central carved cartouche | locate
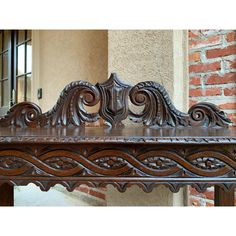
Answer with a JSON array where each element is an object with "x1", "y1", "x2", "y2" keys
[{"x1": 96, "y1": 73, "x2": 131, "y2": 127}]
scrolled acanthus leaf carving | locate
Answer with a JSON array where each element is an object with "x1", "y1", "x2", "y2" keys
[
  {"x1": 0, "y1": 102, "x2": 42, "y2": 128},
  {"x1": 188, "y1": 102, "x2": 232, "y2": 127},
  {"x1": 129, "y1": 81, "x2": 189, "y2": 126},
  {"x1": 129, "y1": 81, "x2": 231, "y2": 127},
  {"x1": 39, "y1": 80, "x2": 100, "y2": 127},
  {"x1": 0, "y1": 74, "x2": 232, "y2": 128},
  {"x1": 0, "y1": 81, "x2": 100, "y2": 128}
]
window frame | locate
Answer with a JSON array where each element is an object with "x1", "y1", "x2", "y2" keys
[
  {"x1": 0, "y1": 30, "x2": 32, "y2": 116},
  {"x1": 0, "y1": 30, "x2": 14, "y2": 116}
]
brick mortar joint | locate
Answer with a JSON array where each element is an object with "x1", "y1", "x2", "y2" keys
[
  {"x1": 190, "y1": 83, "x2": 236, "y2": 89},
  {"x1": 189, "y1": 42, "x2": 236, "y2": 55},
  {"x1": 189, "y1": 55, "x2": 236, "y2": 67}
]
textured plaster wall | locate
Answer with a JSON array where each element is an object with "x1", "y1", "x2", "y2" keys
[
  {"x1": 33, "y1": 30, "x2": 108, "y2": 111},
  {"x1": 107, "y1": 30, "x2": 188, "y2": 206},
  {"x1": 108, "y1": 30, "x2": 174, "y2": 95}
]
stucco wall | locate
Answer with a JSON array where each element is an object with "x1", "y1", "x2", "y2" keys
[
  {"x1": 107, "y1": 30, "x2": 188, "y2": 206},
  {"x1": 32, "y1": 30, "x2": 108, "y2": 111},
  {"x1": 108, "y1": 30, "x2": 174, "y2": 93}
]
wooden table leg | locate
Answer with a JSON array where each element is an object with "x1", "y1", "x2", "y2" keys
[
  {"x1": 214, "y1": 186, "x2": 234, "y2": 206},
  {"x1": 0, "y1": 183, "x2": 14, "y2": 206}
]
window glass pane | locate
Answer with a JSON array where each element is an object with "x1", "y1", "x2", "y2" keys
[
  {"x1": 26, "y1": 74, "x2": 31, "y2": 101},
  {"x1": 17, "y1": 76, "x2": 25, "y2": 102},
  {"x1": 3, "y1": 79, "x2": 9, "y2": 106},
  {"x1": 18, "y1": 30, "x2": 25, "y2": 44},
  {"x1": 3, "y1": 53, "x2": 8, "y2": 79},
  {"x1": 3, "y1": 31, "x2": 9, "y2": 50},
  {"x1": 17, "y1": 44, "x2": 25, "y2": 75},
  {"x1": 27, "y1": 30, "x2": 31, "y2": 40},
  {"x1": 26, "y1": 41, "x2": 32, "y2": 73}
]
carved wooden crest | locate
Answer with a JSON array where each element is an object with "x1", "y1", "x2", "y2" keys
[
  {"x1": 0, "y1": 73, "x2": 232, "y2": 128},
  {"x1": 96, "y1": 73, "x2": 131, "y2": 127}
]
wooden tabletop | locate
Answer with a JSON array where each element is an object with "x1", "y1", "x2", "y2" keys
[{"x1": 0, "y1": 126, "x2": 236, "y2": 144}]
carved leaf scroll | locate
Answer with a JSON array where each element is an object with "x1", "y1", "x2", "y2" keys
[
  {"x1": 0, "y1": 102, "x2": 42, "y2": 128},
  {"x1": 129, "y1": 81, "x2": 189, "y2": 126},
  {"x1": 0, "y1": 74, "x2": 231, "y2": 128},
  {"x1": 39, "y1": 81, "x2": 100, "y2": 127},
  {"x1": 129, "y1": 81, "x2": 231, "y2": 127},
  {"x1": 188, "y1": 102, "x2": 232, "y2": 127},
  {"x1": 0, "y1": 81, "x2": 100, "y2": 128}
]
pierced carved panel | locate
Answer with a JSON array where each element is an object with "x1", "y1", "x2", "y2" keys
[
  {"x1": 190, "y1": 157, "x2": 225, "y2": 170},
  {"x1": 142, "y1": 157, "x2": 177, "y2": 170},
  {"x1": 0, "y1": 144, "x2": 235, "y2": 192},
  {"x1": 93, "y1": 157, "x2": 126, "y2": 169},
  {"x1": 0, "y1": 157, "x2": 26, "y2": 170}
]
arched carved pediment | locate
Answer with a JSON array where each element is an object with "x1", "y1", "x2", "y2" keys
[{"x1": 0, "y1": 73, "x2": 231, "y2": 128}]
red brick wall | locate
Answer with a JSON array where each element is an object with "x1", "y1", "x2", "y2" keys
[
  {"x1": 76, "y1": 185, "x2": 107, "y2": 202},
  {"x1": 188, "y1": 30, "x2": 236, "y2": 206}
]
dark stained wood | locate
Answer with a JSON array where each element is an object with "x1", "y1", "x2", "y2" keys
[
  {"x1": 0, "y1": 142, "x2": 235, "y2": 193},
  {"x1": 0, "y1": 183, "x2": 14, "y2": 206},
  {"x1": 0, "y1": 73, "x2": 231, "y2": 128},
  {"x1": 0, "y1": 73, "x2": 234, "y2": 206},
  {"x1": 97, "y1": 73, "x2": 131, "y2": 127},
  {"x1": 214, "y1": 186, "x2": 234, "y2": 206},
  {"x1": 0, "y1": 126, "x2": 236, "y2": 144}
]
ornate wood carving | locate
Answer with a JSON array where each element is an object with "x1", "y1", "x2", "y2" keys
[
  {"x1": 0, "y1": 73, "x2": 234, "y2": 199},
  {"x1": 40, "y1": 81, "x2": 100, "y2": 127},
  {"x1": 96, "y1": 73, "x2": 131, "y2": 127},
  {"x1": 0, "y1": 144, "x2": 235, "y2": 193},
  {"x1": 129, "y1": 81, "x2": 189, "y2": 126},
  {"x1": 129, "y1": 81, "x2": 231, "y2": 127},
  {"x1": 188, "y1": 102, "x2": 232, "y2": 127},
  {"x1": 0, "y1": 102, "x2": 42, "y2": 128},
  {"x1": 0, "y1": 81, "x2": 100, "y2": 128},
  {"x1": 0, "y1": 73, "x2": 231, "y2": 128},
  {"x1": 1, "y1": 135, "x2": 236, "y2": 144}
]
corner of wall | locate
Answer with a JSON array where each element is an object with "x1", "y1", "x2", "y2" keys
[
  {"x1": 31, "y1": 30, "x2": 40, "y2": 105},
  {"x1": 173, "y1": 30, "x2": 189, "y2": 112}
]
